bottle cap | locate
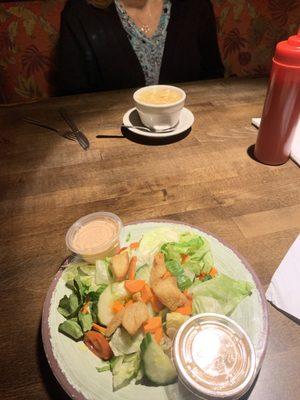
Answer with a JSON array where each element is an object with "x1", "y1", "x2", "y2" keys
[{"x1": 274, "y1": 33, "x2": 300, "y2": 67}]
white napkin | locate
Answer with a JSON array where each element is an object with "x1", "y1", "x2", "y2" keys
[
  {"x1": 251, "y1": 118, "x2": 300, "y2": 166},
  {"x1": 266, "y1": 235, "x2": 300, "y2": 320}
]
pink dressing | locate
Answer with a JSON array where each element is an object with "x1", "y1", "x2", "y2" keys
[{"x1": 72, "y1": 218, "x2": 119, "y2": 253}]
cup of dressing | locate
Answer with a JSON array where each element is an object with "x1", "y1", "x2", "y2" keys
[
  {"x1": 173, "y1": 313, "x2": 256, "y2": 400},
  {"x1": 66, "y1": 212, "x2": 122, "y2": 263}
]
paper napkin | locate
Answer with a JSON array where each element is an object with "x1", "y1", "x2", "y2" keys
[
  {"x1": 266, "y1": 235, "x2": 300, "y2": 320},
  {"x1": 251, "y1": 118, "x2": 300, "y2": 166}
]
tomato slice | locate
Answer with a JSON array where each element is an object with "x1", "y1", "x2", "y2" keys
[{"x1": 83, "y1": 331, "x2": 113, "y2": 360}]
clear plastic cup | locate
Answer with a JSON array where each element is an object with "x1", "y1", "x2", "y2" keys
[
  {"x1": 65, "y1": 212, "x2": 122, "y2": 263},
  {"x1": 173, "y1": 313, "x2": 256, "y2": 400}
]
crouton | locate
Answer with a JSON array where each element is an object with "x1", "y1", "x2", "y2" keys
[
  {"x1": 132, "y1": 292, "x2": 142, "y2": 302},
  {"x1": 150, "y1": 252, "x2": 167, "y2": 286},
  {"x1": 105, "y1": 308, "x2": 125, "y2": 337},
  {"x1": 152, "y1": 277, "x2": 186, "y2": 311},
  {"x1": 110, "y1": 252, "x2": 129, "y2": 281},
  {"x1": 122, "y1": 301, "x2": 149, "y2": 336}
]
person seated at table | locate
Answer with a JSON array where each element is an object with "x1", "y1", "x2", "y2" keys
[{"x1": 57, "y1": 0, "x2": 224, "y2": 95}]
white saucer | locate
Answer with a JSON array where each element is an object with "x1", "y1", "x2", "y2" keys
[{"x1": 122, "y1": 107, "x2": 194, "y2": 138}]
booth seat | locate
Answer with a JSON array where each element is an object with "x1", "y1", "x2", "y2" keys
[{"x1": 0, "y1": 0, "x2": 299, "y2": 104}]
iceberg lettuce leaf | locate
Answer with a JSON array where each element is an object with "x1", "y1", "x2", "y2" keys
[
  {"x1": 110, "y1": 328, "x2": 144, "y2": 356},
  {"x1": 161, "y1": 232, "x2": 214, "y2": 278},
  {"x1": 139, "y1": 227, "x2": 180, "y2": 257},
  {"x1": 190, "y1": 274, "x2": 253, "y2": 316},
  {"x1": 112, "y1": 352, "x2": 141, "y2": 391}
]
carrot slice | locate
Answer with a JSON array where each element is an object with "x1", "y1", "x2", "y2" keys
[
  {"x1": 181, "y1": 254, "x2": 189, "y2": 263},
  {"x1": 111, "y1": 300, "x2": 124, "y2": 313},
  {"x1": 198, "y1": 273, "x2": 206, "y2": 281},
  {"x1": 130, "y1": 242, "x2": 140, "y2": 250},
  {"x1": 141, "y1": 284, "x2": 153, "y2": 303},
  {"x1": 92, "y1": 323, "x2": 107, "y2": 335},
  {"x1": 150, "y1": 295, "x2": 164, "y2": 313},
  {"x1": 153, "y1": 327, "x2": 163, "y2": 344},
  {"x1": 125, "y1": 279, "x2": 145, "y2": 293},
  {"x1": 162, "y1": 270, "x2": 172, "y2": 279},
  {"x1": 81, "y1": 301, "x2": 91, "y2": 315},
  {"x1": 210, "y1": 267, "x2": 218, "y2": 277},
  {"x1": 128, "y1": 256, "x2": 137, "y2": 280},
  {"x1": 176, "y1": 299, "x2": 192, "y2": 315},
  {"x1": 84, "y1": 331, "x2": 113, "y2": 360},
  {"x1": 143, "y1": 316, "x2": 162, "y2": 333}
]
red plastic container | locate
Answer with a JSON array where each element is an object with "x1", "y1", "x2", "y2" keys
[{"x1": 254, "y1": 33, "x2": 300, "y2": 165}]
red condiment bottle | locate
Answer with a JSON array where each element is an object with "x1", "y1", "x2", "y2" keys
[{"x1": 254, "y1": 33, "x2": 300, "y2": 165}]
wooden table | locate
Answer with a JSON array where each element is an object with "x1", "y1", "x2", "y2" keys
[{"x1": 1, "y1": 78, "x2": 299, "y2": 400}]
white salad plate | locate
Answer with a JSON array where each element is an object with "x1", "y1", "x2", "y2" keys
[
  {"x1": 42, "y1": 220, "x2": 268, "y2": 400},
  {"x1": 122, "y1": 108, "x2": 194, "y2": 138}
]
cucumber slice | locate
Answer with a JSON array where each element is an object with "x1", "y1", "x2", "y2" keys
[
  {"x1": 135, "y1": 264, "x2": 151, "y2": 283},
  {"x1": 141, "y1": 333, "x2": 177, "y2": 385},
  {"x1": 97, "y1": 282, "x2": 128, "y2": 326},
  {"x1": 97, "y1": 285, "x2": 115, "y2": 326}
]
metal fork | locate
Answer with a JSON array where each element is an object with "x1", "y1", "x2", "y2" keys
[
  {"x1": 59, "y1": 108, "x2": 90, "y2": 150},
  {"x1": 23, "y1": 117, "x2": 76, "y2": 141}
]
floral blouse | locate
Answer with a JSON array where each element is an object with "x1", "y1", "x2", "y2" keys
[{"x1": 114, "y1": 0, "x2": 171, "y2": 86}]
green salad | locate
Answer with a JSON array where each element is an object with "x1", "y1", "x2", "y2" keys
[{"x1": 57, "y1": 227, "x2": 253, "y2": 391}]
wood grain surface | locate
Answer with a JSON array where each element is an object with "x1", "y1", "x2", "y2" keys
[{"x1": 0, "y1": 78, "x2": 299, "y2": 400}]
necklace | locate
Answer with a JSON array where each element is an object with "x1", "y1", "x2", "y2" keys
[
  {"x1": 120, "y1": 0, "x2": 163, "y2": 37},
  {"x1": 140, "y1": 23, "x2": 151, "y2": 35}
]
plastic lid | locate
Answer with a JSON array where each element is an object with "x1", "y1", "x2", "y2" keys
[
  {"x1": 173, "y1": 314, "x2": 256, "y2": 400},
  {"x1": 274, "y1": 33, "x2": 300, "y2": 67}
]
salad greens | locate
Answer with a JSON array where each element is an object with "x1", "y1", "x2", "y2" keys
[
  {"x1": 138, "y1": 227, "x2": 179, "y2": 257},
  {"x1": 95, "y1": 259, "x2": 113, "y2": 285},
  {"x1": 96, "y1": 363, "x2": 110, "y2": 373},
  {"x1": 57, "y1": 227, "x2": 254, "y2": 391},
  {"x1": 161, "y1": 232, "x2": 214, "y2": 290},
  {"x1": 78, "y1": 311, "x2": 93, "y2": 332},
  {"x1": 110, "y1": 353, "x2": 141, "y2": 391},
  {"x1": 135, "y1": 264, "x2": 151, "y2": 283},
  {"x1": 58, "y1": 320, "x2": 83, "y2": 341},
  {"x1": 58, "y1": 263, "x2": 107, "y2": 340},
  {"x1": 58, "y1": 293, "x2": 81, "y2": 319},
  {"x1": 189, "y1": 274, "x2": 253, "y2": 316},
  {"x1": 110, "y1": 328, "x2": 144, "y2": 356}
]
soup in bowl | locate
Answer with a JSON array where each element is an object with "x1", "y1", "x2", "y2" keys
[{"x1": 133, "y1": 85, "x2": 186, "y2": 131}]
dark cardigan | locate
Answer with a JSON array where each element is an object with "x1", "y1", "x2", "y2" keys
[{"x1": 57, "y1": 0, "x2": 224, "y2": 95}]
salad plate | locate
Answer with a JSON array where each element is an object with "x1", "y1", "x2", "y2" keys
[{"x1": 42, "y1": 220, "x2": 268, "y2": 400}]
